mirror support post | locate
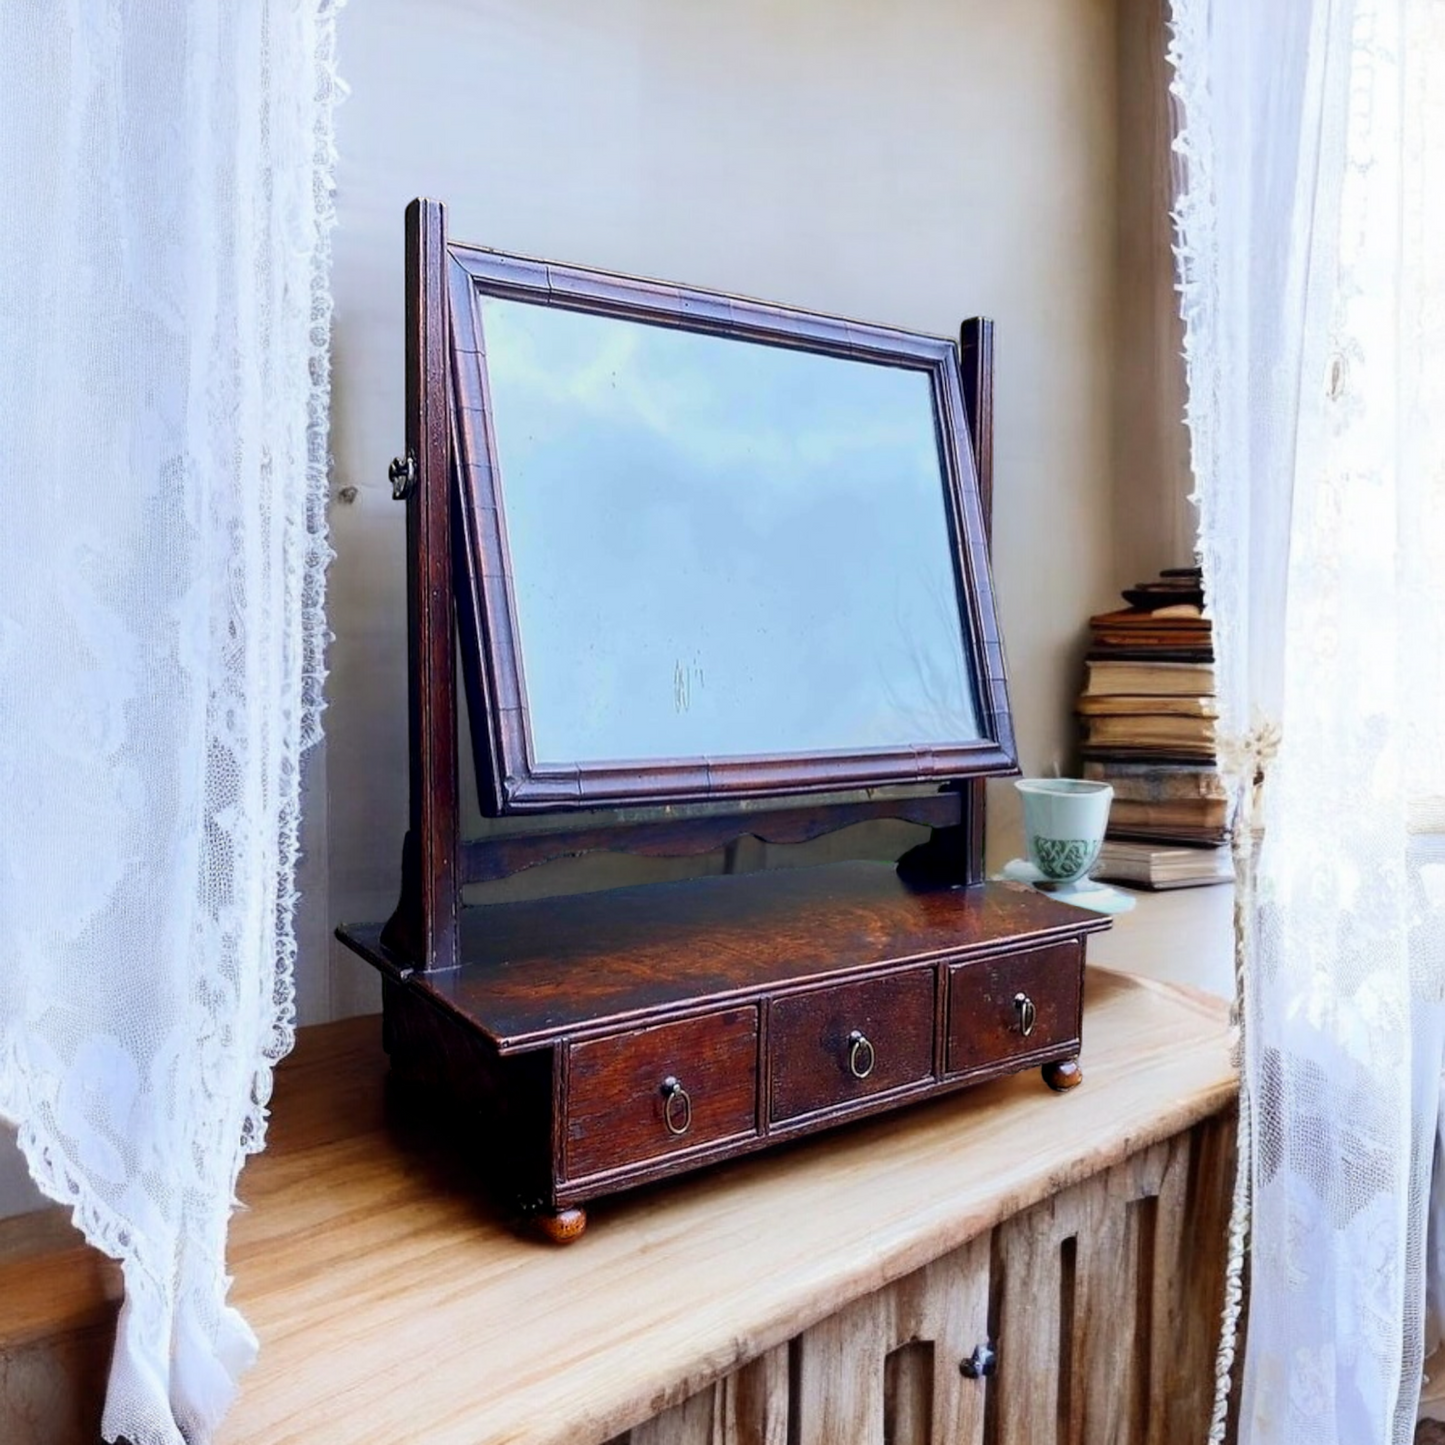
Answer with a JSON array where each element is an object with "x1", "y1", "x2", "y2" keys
[
  {"x1": 959, "y1": 318, "x2": 995, "y2": 886},
  {"x1": 383, "y1": 197, "x2": 460, "y2": 972},
  {"x1": 896, "y1": 317, "x2": 996, "y2": 889}
]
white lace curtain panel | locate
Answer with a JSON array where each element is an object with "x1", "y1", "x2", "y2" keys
[
  {"x1": 1168, "y1": 1, "x2": 1445, "y2": 1442},
  {"x1": 0, "y1": 5, "x2": 339, "y2": 1444}
]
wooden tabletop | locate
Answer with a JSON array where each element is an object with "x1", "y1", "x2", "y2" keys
[
  {"x1": 217, "y1": 966, "x2": 1234, "y2": 1445},
  {"x1": 340, "y1": 863, "x2": 1109, "y2": 1049}
]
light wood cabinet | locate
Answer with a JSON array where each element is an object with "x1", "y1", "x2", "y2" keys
[
  {"x1": 618, "y1": 1110, "x2": 1233, "y2": 1445},
  {"x1": 0, "y1": 965, "x2": 1236, "y2": 1445}
]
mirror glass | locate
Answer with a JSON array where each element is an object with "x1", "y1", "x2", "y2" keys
[{"x1": 481, "y1": 296, "x2": 983, "y2": 765}]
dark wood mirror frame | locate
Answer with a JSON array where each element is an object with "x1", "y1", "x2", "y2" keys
[
  {"x1": 379, "y1": 199, "x2": 1014, "y2": 974},
  {"x1": 446, "y1": 233, "x2": 1017, "y2": 814},
  {"x1": 336, "y1": 201, "x2": 1108, "y2": 1243}
]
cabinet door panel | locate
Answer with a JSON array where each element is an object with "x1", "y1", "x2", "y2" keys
[{"x1": 792, "y1": 1233, "x2": 991, "y2": 1445}]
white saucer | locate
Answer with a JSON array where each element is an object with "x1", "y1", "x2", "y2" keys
[{"x1": 996, "y1": 859, "x2": 1137, "y2": 915}]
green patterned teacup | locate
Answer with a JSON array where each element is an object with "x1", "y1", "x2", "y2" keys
[{"x1": 1015, "y1": 779, "x2": 1114, "y2": 884}]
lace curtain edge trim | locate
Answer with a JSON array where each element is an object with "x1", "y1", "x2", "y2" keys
[{"x1": 0, "y1": 5, "x2": 343, "y2": 1441}]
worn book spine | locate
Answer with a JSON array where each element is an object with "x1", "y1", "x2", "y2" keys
[
  {"x1": 1076, "y1": 694, "x2": 1217, "y2": 718},
  {"x1": 1082, "y1": 744, "x2": 1218, "y2": 766},
  {"x1": 1081, "y1": 663, "x2": 1218, "y2": 698},
  {"x1": 1085, "y1": 646, "x2": 1216, "y2": 664},
  {"x1": 1108, "y1": 797, "x2": 1229, "y2": 831},
  {"x1": 1088, "y1": 621, "x2": 1212, "y2": 638},
  {"x1": 1094, "y1": 838, "x2": 1234, "y2": 885},
  {"x1": 1083, "y1": 714, "x2": 1216, "y2": 747},
  {"x1": 1104, "y1": 825, "x2": 1230, "y2": 847},
  {"x1": 1081, "y1": 760, "x2": 1228, "y2": 801},
  {"x1": 1087, "y1": 606, "x2": 1210, "y2": 629}
]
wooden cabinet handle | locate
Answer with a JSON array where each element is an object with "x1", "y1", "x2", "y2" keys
[
  {"x1": 847, "y1": 1030, "x2": 876, "y2": 1079},
  {"x1": 960, "y1": 1341, "x2": 997, "y2": 1379},
  {"x1": 660, "y1": 1076, "x2": 692, "y2": 1135},
  {"x1": 1014, "y1": 992, "x2": 1037, "y2": 1037}
]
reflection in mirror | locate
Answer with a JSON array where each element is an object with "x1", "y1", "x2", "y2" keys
[{"x1": 481, "y1": 297, "x2": 982, "y2": 766}]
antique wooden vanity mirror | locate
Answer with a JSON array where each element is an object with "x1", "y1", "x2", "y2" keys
[{"x1": 337, "y1": 199, "x2": 1109, "y2": 1242}]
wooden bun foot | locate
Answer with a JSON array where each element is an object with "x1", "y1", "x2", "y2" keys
[
  {"x1": 1042, "y1": 1057, "x2": 1083, "y2": 1093},
  {"x1": 533, "y1": 1206, "x2": 588, "y2": 1245}
]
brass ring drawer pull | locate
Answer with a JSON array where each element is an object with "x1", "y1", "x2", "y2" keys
[
  {"x1": 660, "y1": 1076, "x2": 692, "y2": 1136},
  {"x1": 1014, "y1": 992, "x2": 1037, "y2": 1038},
  {"x1": 847, "y1": 1029, "x2": 876, "y2": 1080}
]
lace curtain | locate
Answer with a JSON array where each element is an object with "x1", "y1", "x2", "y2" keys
[
  {"x1": 1168, "y1": 1, "x2": 1445, "y2": 1441},
  {"x1": 0, "y1": 5, "x2": 339, "y2": 1443}
]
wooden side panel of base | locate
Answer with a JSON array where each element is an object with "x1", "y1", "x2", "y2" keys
[
  {"x1": 0, "y1": 1327, "x2": 110, "y2": 1445},
  {"x1": 630, "y1": 1345, "x2": 790, "y2": 1445},
  {"x1": 792, "y1": 1234, "x2": 991, "y2": 1445},
  {"x1": 0, "y1": 1210, "x2": 120, "y2": 1445},
  {"x1": 612, "y1": 1108, "x2": 1236, "y2": 1445},
  {"x1": 1153, "y1": 1108, "x2": 1239, "y2": 1444},
  {"x1": 381, "y1": 979, "x2": 558, "y2": 1209}
]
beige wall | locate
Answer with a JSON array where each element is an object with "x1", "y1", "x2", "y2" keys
[
  {"x1": 1, "y1": 0, "x2": 1201, "y2": 1220},
  {"x1": 1114, "y1": 0, "x2": 1196, "y2": 582},
  {"x1": 318, "y1": 0, "x2": 1134, "y2": 1018},
  {"x1": 0, "y1": 0, "x2": 1198, "y2": 1217}
]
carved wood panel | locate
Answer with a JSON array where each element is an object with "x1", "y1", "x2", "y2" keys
[
  {"x1": 792, "y1": 1234, "x2": 991, "y2": 1445},
  {"x1": 628, "y1": 1347, "x2": 791, "y2": 1445},
  {"x1": 612, "y1": 1109, "x2": 1235, "y2": 1445}
]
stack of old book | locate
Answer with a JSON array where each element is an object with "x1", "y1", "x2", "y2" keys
[{"x1": 1079, "y1": 568, "x2": 1232, "y2": 889}]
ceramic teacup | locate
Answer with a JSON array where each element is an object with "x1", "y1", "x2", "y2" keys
[{"x1": 1015, "y1": 778, "x2": 1114, "y2": 885}]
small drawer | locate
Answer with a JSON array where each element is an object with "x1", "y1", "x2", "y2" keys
[
  {"x1": 565, "y1": 1007, "x2": 758, "y2": 1182},
  {"x1": 769, "y1": 969, "x2": 935, "y2": 1123},
  {"x1": 946, "y1": 941, "x2": 1083, "y2": 1076}
]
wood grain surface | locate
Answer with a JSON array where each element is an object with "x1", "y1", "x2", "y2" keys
[
  {"x1": 768, "y1": 966, "x2": 935, "y2": 1122},
  {"x1": 205, "y1": 967, "x2": 1229, "y2": 1445},
  {"x1": 0, "y1": 966, "x2": 1233, "y2": 1445},
  {"x1": 357, "y1": 865, "x2": 1110, "y2": 1214},
  {"x1": 567, "y1": 1007, "x2": 759, "y2": 1180},
  {"x1": 946, "y1": 941, "x2": 1082, "y2": 1075},
  {"x1": 616, "y1": 1111, "x2": 1235, "y2": 1445},
  {"x1": 344, "y1": 864, "x2": 1107, "y2": 1049},
  {"x1": 0, "y1": 1211, "x2": 119, "y2": 1445}
]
